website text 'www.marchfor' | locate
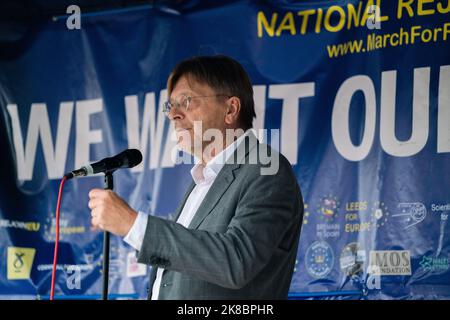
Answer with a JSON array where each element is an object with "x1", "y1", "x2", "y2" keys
[{"x1": 327, "y1": 23, "x2": 450, "y2": 58}]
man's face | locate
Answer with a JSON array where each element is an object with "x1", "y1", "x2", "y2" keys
[{"x1": 168, "y1": 75, "x2": 229, "y2": 158}]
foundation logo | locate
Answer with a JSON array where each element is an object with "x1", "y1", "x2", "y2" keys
[
  {"x1": 7, "y1": 247, "x2": 36, "y2": 280},
  {"x1": 368, "y1": 250, "x2": 411, "y2": 276},
  {"x1": 305, "y1": 241, "x2": 334, "y2": 279},
  {"x1": 340, "y1": 242, "x2": 366, "y2": 276}
]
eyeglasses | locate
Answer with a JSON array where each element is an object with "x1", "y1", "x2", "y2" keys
[{"x1": 162, "y1": 94, "x2": 231, "y2": 115}]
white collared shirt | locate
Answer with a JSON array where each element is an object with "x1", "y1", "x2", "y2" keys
[{"x1": 124, "y1": 129, "x2": 250, "y2": 300}]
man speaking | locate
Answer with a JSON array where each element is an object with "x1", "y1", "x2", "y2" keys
[{"x1": 88, "y1": 55, "x2": 304, "y2": 299}]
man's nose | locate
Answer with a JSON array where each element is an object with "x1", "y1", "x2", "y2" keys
[{"x1": 167, "y1": 106, "x2": 184, "y2": 121}]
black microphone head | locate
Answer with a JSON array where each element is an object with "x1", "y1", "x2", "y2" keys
[{"x1": 118, "y1": 149, "x2": 143, "y2": 168}]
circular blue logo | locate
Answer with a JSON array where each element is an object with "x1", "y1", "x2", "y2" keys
[{"x1": 305, "y1": 241, "x2": 334, "y2": 279}]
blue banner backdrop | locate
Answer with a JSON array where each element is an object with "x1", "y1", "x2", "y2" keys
[{"x1": 0, "y1": 0, "x2": 449, "y2": 299}]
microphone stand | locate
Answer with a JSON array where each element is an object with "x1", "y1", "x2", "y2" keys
[{"x1": 102, "y1": 171, "x2": 113, "y2": 300}]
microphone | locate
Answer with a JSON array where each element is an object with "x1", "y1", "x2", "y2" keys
[{"x1": 64, "y1": 149, "x2": 143, "y2": 179}]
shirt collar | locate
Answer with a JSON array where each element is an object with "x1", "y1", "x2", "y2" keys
[{"x1": 190, "y1": 129, "x2": 251, "y2": 185}]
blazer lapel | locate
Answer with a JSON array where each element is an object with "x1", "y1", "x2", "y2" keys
[
  {"x1": 187, "y1": 164, "x2": 239, "y2": 230},
  {"x1": 188, "y1": 131, "x2": 258, "y2": 230}
]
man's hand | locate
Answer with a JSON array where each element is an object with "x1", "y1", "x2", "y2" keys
[{"x1": 88, "y1": 189, "x2": 137, "y2": 237}]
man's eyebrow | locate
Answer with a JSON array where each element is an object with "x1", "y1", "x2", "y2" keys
[
  {"x1": 170, "y1": 89, "x2": 195, "y2": 99},
  {"x1": 177, "y1": 90, "x2": 193, "y2": 95}
]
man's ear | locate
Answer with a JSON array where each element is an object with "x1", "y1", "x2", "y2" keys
[{"x1": 224, "y1": 96, "x2": 241, "y2": 125}]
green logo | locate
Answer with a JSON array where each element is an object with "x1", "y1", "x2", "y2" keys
[{"x1": 419, "y1": 256, "x2": 449, "y2": 272}]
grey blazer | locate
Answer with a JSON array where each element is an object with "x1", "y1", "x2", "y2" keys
[{"x1": 137, "y1": 132, "x2": 303, "y2": 299}]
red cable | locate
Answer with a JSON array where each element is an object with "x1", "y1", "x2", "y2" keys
[{"x1": 50, "y1": 175, "x2": 68, "y2": 300}]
